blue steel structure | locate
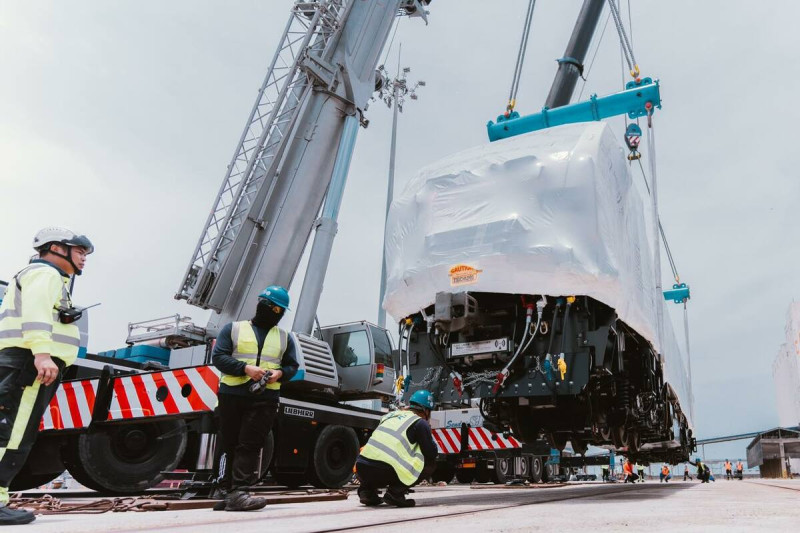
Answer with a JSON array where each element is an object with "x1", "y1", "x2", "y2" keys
[{"x1": 487, "y1": 77, "x2": 661, "y2": 142}]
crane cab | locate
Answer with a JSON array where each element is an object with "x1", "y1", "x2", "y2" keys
[{"x1": 319, "y1": 321, "x2": 396, "y2": 400}]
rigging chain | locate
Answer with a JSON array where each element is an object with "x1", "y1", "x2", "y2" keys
[{"x1": 505, "y1": 0, "x2": 537, "y2": 116}]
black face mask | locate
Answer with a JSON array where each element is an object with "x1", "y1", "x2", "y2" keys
[{"x1": 252, "y1": 301, "x2": 284, "y2": 330}]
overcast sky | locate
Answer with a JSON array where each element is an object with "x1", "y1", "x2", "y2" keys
[{"x1": 2, "y1": 1, "x2": 798, "y2": 460}]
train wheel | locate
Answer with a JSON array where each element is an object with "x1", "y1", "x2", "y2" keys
[
  {"x1": 63, "y1": 420, "x2": 187, "y2": 493},
  {"x1": 431, "y1": 463, "x2": 456, "y2": 483},
  {"x1": 530, "y1": 456, "x2": 543, "y2": 483},
  {"x1": 624, "y1": 430, "x2": 641, "y2": 454},
  {"x1": 455, "y1": 468, "x2": 475, "y2": 484},
  {"x1": 306, "y1": 425, "x2": 359, "y2": 488},
  {"x1": 491, "y1": 457, "x2": 511, "y2": 484}
]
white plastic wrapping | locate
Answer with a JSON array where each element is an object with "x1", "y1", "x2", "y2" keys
[{"x1": 383, "y1": 122, "x2": 692, "y2": 425}]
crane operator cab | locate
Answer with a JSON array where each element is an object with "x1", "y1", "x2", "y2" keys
[{"x1": 319, "y1": 321, "x2": 396, "y2": 400}]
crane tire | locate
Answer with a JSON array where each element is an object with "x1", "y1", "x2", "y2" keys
[
  {"x1": 306, "y1": 425, "x2": 359, "y2": 489},
  {"x1": 63, "y1": 419, "x2": 187, "y2": 493}
]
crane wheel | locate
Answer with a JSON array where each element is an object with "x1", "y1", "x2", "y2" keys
[
  {"x1": 530, "y1": 456, "x2": 543, "y2": 483},
  {"x1": 63, "y1": 419, "x2": 187, "y2": 493},
  {"x1": 491, "y1": 457, "x2": 511, "y2": 484},
  {"x1": 306, "y1": 425, "x2": 359, "y2": 488}
]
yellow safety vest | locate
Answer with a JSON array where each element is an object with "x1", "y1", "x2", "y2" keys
[
  {"x1": 360, "y1": 410, "x2": 425, "y2": 486},
  {"x1": 0, "y1": 263, "x2": 80, "y2": 365},
  {"x1": 219, "y1": 321, "x2": 287, "y2": 390}
]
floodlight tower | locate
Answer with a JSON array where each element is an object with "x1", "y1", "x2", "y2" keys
[{"x1": 375, "y1": 58, "x2": 425, "y2": 329}]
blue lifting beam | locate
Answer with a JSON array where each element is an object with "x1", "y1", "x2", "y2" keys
[
  {"x1": 663, "y1": 282, "x2": 690, "y2": 304},
  {"x1": 487, "y1": 77, "x2": 662, "y2": 142}
]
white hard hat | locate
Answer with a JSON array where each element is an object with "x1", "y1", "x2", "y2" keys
[{"x1": 33, "y1": 227, "x2": 94, "y2": 254}]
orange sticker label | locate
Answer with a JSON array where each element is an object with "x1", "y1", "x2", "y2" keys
[{"x1": 448, "y1": 264, "x2": 482, "y2": 287}]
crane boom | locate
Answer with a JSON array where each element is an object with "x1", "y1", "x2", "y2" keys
[{"x1": 176, "y1": 0, "x2": 429, "y2": 331}]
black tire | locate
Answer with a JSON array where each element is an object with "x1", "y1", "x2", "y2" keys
[
  {"x1": 431, "y1": 463, "x2": 456, "y2": 484},
  {"x1": 306, "y1": 425, "x2": 360, "y2": 488},
  {"x1": 273, "y1": 471, "x2": 308, "y2": 489},
  {"x1": 257, "y1": 431, "x2": 275, "y2": 482},
  {"x1": 491, "y1": 457, "x2": 511, "y2": 484},
  {"x1": 530, "y1": 456, "x2": 543, "y2": 483},
  {"x1": 542, "y1": 462, "x2": 557, "y2": 482},
  {"x1": 63, "y1": 420, "x2": 187, "y2": 493},
  {"x1": 455, "y1": 468, "x2": 475, "y2": 484}
]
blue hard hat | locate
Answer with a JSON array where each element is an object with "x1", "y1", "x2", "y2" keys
[
  {"x1": 695, "y1": 457, "x2": 702, "y2": 463},
  {"x1": 258, "y1": 285, "x2": 290, "y2": 310},
  {"x1": 409, "y1": 389, "x2": 435, "y2": 410}
]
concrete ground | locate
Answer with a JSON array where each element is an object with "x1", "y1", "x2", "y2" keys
[{"x1": 10, "y1": 480, "x2": 799, "y2": 532}]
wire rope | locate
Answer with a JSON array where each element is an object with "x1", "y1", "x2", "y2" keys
[{"x1": 505, "y1": 0, "x2": 537, "y2": 114}]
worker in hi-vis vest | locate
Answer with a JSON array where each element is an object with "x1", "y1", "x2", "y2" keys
[
  {"x1": 356, "y1": 390, "x2": 438, "y2": 507},
  {"x1": 0, "y1": 228, "x2": 94, "y2": 526},
  {"x1": 211, "y1": 285, "x2": 298, "y2": 512}
]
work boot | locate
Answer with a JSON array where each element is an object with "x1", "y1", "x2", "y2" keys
[
  {"x1": 211, "y1": 487, "x2": 228, "y2": 511},
  {"x1": 383, "y1": 489, "x2": 415, "y2": 508},
  {"x1": 224, "y1": 490, "x2": 268, "y2": 512},
  {"x1": 0, "y1": 505, "x2": 36, "y2": 525},
  {"x1": 357, "y1": 487, "x2": 382, "y2": 507}
]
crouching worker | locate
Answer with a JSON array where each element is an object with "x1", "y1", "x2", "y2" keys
[{"x1": 356, "y1": 390, "x2": 438, "y2": 507}]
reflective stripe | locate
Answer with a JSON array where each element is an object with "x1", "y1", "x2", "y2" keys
[
  {"x1": 0, "y1": 309, "x2": 19, "y2": 320},
  {"x1": 0, "y1": 330, "x2": 20, "y2": 339},
  {"x1": 21, "y1": 322, "x2": 53, "y2": 333},
  {"x1": 51, "y1": 334, "x2": 81, "y2": 347},
  {"x1": 372, "y1": 415, "x2": 420, "y2": 456},
  {"x1": 365, "y1": 438, "x2": 422, "y2": 478}
]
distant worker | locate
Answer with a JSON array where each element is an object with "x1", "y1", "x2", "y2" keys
[
  {"x1": 660, "y1": 465, "x2": 672, "y2": 483},
  {"x1": 724, "y1": 459, "x2": 732, "y2": 480},
  {"x1": 0, "y1": 228, "x2": 94, "y2": 526},
  {"x1": 683, "y1": 464, "x2": 693, "y2": 481},
  {"x1": 602, "y1": 464, "x2": 610, "y2": 482},
  {"x1": 689, "y1": 457, "x2": 710, "y2": 483},
  {"x1": 623, "y1": 459, "x2": 638, "y2": 483},
  {"x1": 736, "y1": 460, "x2": 744, "y2": 480},
  {"x1": 636, "y1": 463, "x2": 645, "y2": 482},
  {"x1": 212, "y1": 286, "x2": 299, "y2": 512},
  {"x1": 356, "y1": 390, "x2": 438, "y2": 507}
]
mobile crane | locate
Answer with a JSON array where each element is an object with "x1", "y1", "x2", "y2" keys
[{"x1": 9, "y1": 0, "x2": 433, "y2": 494}]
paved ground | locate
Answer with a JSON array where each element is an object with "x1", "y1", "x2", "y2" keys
[{"x1": 10, "y1": 480, "x2": 800, "y2": 532}]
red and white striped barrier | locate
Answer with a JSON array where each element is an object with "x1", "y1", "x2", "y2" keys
[
  {"x1": 40, "y1": 365, "x2": 220, "y2": 431},
  {"x1": 433, "y1": 426, "x2": 521, "y2": 455}
]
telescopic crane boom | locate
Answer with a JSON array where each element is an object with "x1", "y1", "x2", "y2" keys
[{"x1": 176, "y1": 0, "x2": 430, "y2": 333}]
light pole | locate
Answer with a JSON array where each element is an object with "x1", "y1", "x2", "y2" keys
[{"x1": 375, "y1": 58, "x2": 424, "y2": 329}]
